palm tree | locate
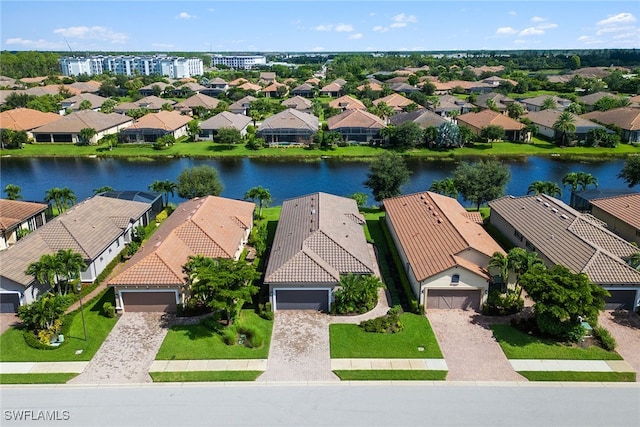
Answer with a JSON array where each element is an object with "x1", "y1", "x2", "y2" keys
[
  {"x1": 429, "y1": 178, "x2": 458, "y2": 198},
  {"x1": 55, "y1": 249, "x2": 87, "y2": 295},
  {"x1": 373, "y1": 101, "x2": 394, "y2": 123},
  {"x1": 627, "y1": 252, "x2": 640, "y2": 270},
  {"x1": 576, "y1": 171, "x2": 598, "y2": 191},
  {"x1": 3, "y1": 183, "x2": 23, "y2": 200},
  {"x1": 507, "y1": 102, "x2": 524, "y2": 119},
  {"x1": 58, "y1": 187, "x2": 76, "y2": 212},
  {"x1": 527, "y1": 181, "x2": 561, "y2": 197},
  {"x1": 488, "y1": 252, "x2": 509, "y2": 287},
  {"x1": 507, "y1": 248, "x2": 545, "y2": 297},
  {"x1": 25, "y1": 254, "x2": 64, "y2": 293},
  {"x1": 149, "y1": 179, "x2": 177, "y2": 207},
  {"x1": 78, "y1": 127, "x2": 96, "y2": 145},
  {"x1": 562, "y1": 172, "x2": 580, "y2": 192},
  {"x1": 93, "y1": 186, "x2": 114, "y2": 195},
  {"x1": 244, "y1": 186, "x2": 272, "y2": 218},
  {"x1": 553, "y1": 111, "x2": 576, "y2": 146},
  {"x1": 485, "y1": 98, "x2": 499, "y2": 112},
  {"x1": 186, "y1": 120, "x2": 201, "y2": 142},
  {"x1": 541, "y1": 97, "x2": 557, "y2": 110},
  {"x1": 44, "y1": 187, "x2": 64, "y2": 214}
]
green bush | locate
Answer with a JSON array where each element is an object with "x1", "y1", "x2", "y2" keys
[
  {"x1": 236, "y1": 325, "x2": 264, "y2": 348},
  {"x1": 483, "y1": 290, "x2": 524, "y2": 316},
  {"x1": 333, "y1": 274, "x2": 381, "y2": 314},
  {"x1": 221, "y1": 329, "x2": 236, "y2": 346},
  {"x1": 23, "y1": 330, "x2": 58, "y2": 350},
  {"x1": 102, "y1": 302, "x2": 116, "y2": 318},
  {"x1": 359, "y1": 306, "x2": 404, "y2": 334},
  {"x1": 593, "y1": 326, "x2": 617, "y2": 351}
]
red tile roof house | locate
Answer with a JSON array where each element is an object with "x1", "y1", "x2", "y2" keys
[
  {"x1": 327, "y1": 109, "x2": 385, "y2": 144},
  {"x1": 581, "y1": 108, "x2": 640, "y2": 144},
  {"x1": 138, "y1": 82, "x2": 173, "y2": 97},
  {"x1": 489, "y1": 194, "x2": 640, "y2": 311},
  {"x1": 589, "y1": 193, "x2": 640, "y2": 246},
  {"x1": 0, "y1": 196, "x2": 153, "y2": 312},
  {"x1": 198, "y1": 111, "x2": 252, "y2": 140},
  {"x1": 120, "y1": 111, "x2": 191, "y2": 143},
  {"x1": 30, "y1": 110, "x2": 134, "y2": 144},
  {"x1": 264, "y1": 193, "x2": 375, "y2": 311},
  {"x1": 257, "y1": 109, "x2": 319, "y2": 146},
  {"x1": 0, "y1": 199, "x2": 48, "y2": 251},
  {"x1": 281, "y1": 95, "x2": 313, "y2": 114},
  {"x1": 388, "y1": 109, "x2": 447, "y2": 130},
  {"x1": 372, "y1": 93, "x2": 417, "y2": 113},
  {"x1": 456, "y1": 109, "x2": 526, "y2": 142},
  {"x1": 384, "y1": 192, "x2": 504, "y2": 311},
  {"x1": 108, "y1": 196, "x2": 254, "y2": 313},
  {"x1": 0, "y1": 108, "x2": 62, "y2": 139}
]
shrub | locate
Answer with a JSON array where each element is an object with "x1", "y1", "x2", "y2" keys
[
  {"x1": 155, "y1": 210, "x2": 169, "y2": 223},
  {"x1": 221, "y1": 329, "x2": 236, "y2": 346},
  {"x1": 256, "y1": 302, "x2": 274, "y2": 321},
  {"x1": 483, "y1": 290, "x2": 524, "y2": 316},
  {"x1": 593, "y1": 326, "x2": 617, "y2": 351},
  {"x1": 102, "y1": 302, "x2": 116, "y2": 318},
  {"x1": 23, "y1": 330, "x2": 57, "y2": 350},
  {"x1": 236, "y1": 325, "x2": 264, "y2": 348},
  {"x1": 333, "y1": 274, "x2": 381, "y2": 315},
  {"x1": 359, "y1": 306, "x2": 404, "y2": 334}
]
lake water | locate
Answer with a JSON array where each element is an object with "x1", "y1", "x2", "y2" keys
[{"x1": 0, "y1": 156, "x2": 629, "y2": 207}]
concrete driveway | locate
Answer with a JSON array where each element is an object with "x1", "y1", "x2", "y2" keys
[
  {"x1": 598, "y1": 310, "x2": 640, "y2": 382},
  {"x1": 69, "y1": 312, "x2": 171, "y2": 384},
  {"x1": 428, "y1": 310, "x2": 526, "y2": 382},
  {"x1": 258, "y1": 311, "x2": 338, "y2": 382}
]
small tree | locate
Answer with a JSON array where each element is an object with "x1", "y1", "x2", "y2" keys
[
  {"x1": 244, "y1": 186, "x2": 272, "y2": 218},
  {"x1": 480, "y1": 125, "x2": 505, "y2": 144},
  {"x1": 78, "y1": 127, "x2": 96, "y2": 145},
  {"x1": 153, "y1": 134, "x2": 175, "y2": 150},
  {"x1": 79, "y1": 99, "x2": 93, "y2": 110},
  {"x1": 553, "y1": 111, "x2": 576, "y2": 147},
  {"x1": 364, "y1": 152, "x2": 411, "y2": 202},
  {"x1": 618, "y1": 156, "x2": 640, "y2": 188},
  {"x1": 100, "y1": 99, "x2": 117, "y2": 114},
  {"x1": 527, "y1": 181, "x2": 562, "y2": 197},
  {"x1": 453, "y1": 159, "x2": 510, "y2": 210},
  {"x1": 214, "y1": 127, "x2": 242, "y2": 149},
  {"x1": 429, "y1": 178, "x2": 458, "y2": 198},
  {"x1": 187, "y1": 119, "x2": 201, "y2": 142},
  {"x1": 176, "y1": 165, "x2": 224, "y2": 199},
  {"x1": 149, "y1": 179, "x2": 177, "y2": 207},
  {"x1": 333, "y1": 274, "x2": 381, "y2": 314},
  {"x1": 18, "y1": 294, "x2": 66, "y2": 334},
  {"x1": 3, "y1": 184, "x2": 23, "y2": 200},
  {"x1": 93, "y1": 185, "x2": 114, "y2": 195},
  {"x1": 348, "y1": 192, "x2": 369, "y2": 208}
]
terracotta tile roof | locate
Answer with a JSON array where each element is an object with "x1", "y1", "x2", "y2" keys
[
  {"x1": 329, "y1": 95, "x2": 366, "y2": 110},
  {"x1": 384, "y1": 191, "x2": 504, "y2": 282},
  {"x1": 521, "y1": 95, "x2": 571, "y2": 108},
  {"x1": 238, "y1": 82, "x2": 262, "y2": 91},
  {"x1": 357, "y1": 82, "x2": 383, "y2": 92},
  {"x1": 291, "y1": 83, "x2": 315, "y2": 93},
  {"x1": 175, "y1": 93, "x2": 221, "y2": 110},
  {"x1": 109, "y1": 196, "x2": 254, "y2": 287},
  {"x1": 0, "y1": 196, "x2": 151, "y2": 287},
  {"x1": 228, "y1": 78, "x2": 248, "y2": 86},
  {"x1": 489, "y1": 194, "x2": 640, "y2": 286},
  {"x1": 265, "y1": 193, "x2": 374, "y2": 284},
  {"x1": 31, "y1": 110, "x2": 133, "y2": 133},
  {"x1": 320, "y1": 82, "x2": 343, "y2": 93},
  {"x1": 281, "y1": 96, "x2": 313, "y2": 110},
  {"x1": 125, "y1": 111, "x2": 191, "y2": 132},
  {"x1": 140, "y1": 82, "x2": 172, "y2": 91},
  {"x1": 60, "y1": 93, "x2": 108, "y2": 110},
  {"x1": 581, "y1": 108, "x2": 640, "y2": 131},
  {"x1": 257, "y1": 109, "x2": 319, "y2": 132},
  {"x1": 0, "y1": 108, "x2": 62, "y2": 131},
  {"x1": 373, "y1": 93, "x2": 414, "y2": 111},
  {"x1": 327, "y1": 109, "x2": 385, "y2": 130},
  {"x1": 457, "y1": 109, "x2": 525, "y2": 131},
  {"x1": 19, "y1": 76, "x2": 48, "y2": 84},
  {"x1": 263, "y1": 82, "x2": 287, "y2": 92},
  {"x1": 24, "y1": 85, "x2": 82, "y2": 97},
  {"x1": 0, "y1": 199, "x2": 48, "y2": 232},
  {"x1": 67, "y1": 81, "x2": 102, "y2": 93},
  {"x1": 200, "y1": 111, "x2": 251, "y2": 131},
  {"x1": 179, "y1": 82, "x2": 207, "y2": 92},
  {"x1": 590, "y1": 194, "x2": 640, "y2": 231},
  {"x1": 305, "y1": 78, "x2": 321, "y2": 85}
]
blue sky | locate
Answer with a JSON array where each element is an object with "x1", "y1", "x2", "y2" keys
[{"x1": 2, "y1": 1, "x2": 639, "y2": 52}]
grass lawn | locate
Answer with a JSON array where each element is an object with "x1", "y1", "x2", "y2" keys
[
  {"x1": 149, "y1": 371, "x2": 262, "y2": 382},
  {"x1": 0, "y1": 289, "x2": 119, "y2": 362},
  {"x1": 333, "y1": 370, "x2": 447, "y2": 381},
  {"x1": 518, "y1": 371, "x2": 636, "y2": 382},
  {"x1": 491, "y1": 325, "x2": 622, "y2": 360},
  {"x1": 330, "y1": 313, "x2": 442, "y2": 359},
  {"x1": 156, "y1": 310, "x2": 272, "y2": 360},
  {"x1": 0, "y1": 373, "x2": 78, "y2": 384}
]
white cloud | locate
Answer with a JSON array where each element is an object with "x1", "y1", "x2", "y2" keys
[
  {"x1": 496, "y1": 26, "x2": 518, "y2": 35},
  {"x1": 597, "y1": 12, "x2": 636, "y2": 26},
  {"x1": 531, "y1": 16, "x2": 545, "y2": 23},
  {"x1": 208, "y1": 8, "x2": 215, "y2": 13},
  {"x1": 311, "y1": 46, "x2": 325, "y2": 52},
  {"x1": 392, "y1": 13, "x2": 417, "y2": 24},
  {"x1": 349, "y1": 33, "x2": 363, "y2": 40},
  {"x1": 390, "y1": 22, "x2": 407, "y2": 29},
  {"x1": 314, "y1": 24, "x2": 333, "y2": 31},
  {"x1": 596, "y1": 25, "x2": 635, "y2": 35},
  {"x1": 577, "y1": 35, "x2": 603, "y2": 45},
  {"x1": 176, "y1": 12, "x2": 195, "y2": 19},
  {"x1": 5, "y1": 37, "x2": 65, "y2": 49},
  {"x1": 519, "y1": 27, "x2": 544, "y2": 36},
  {"x1": 53, "y1": 26, "x2": 127, "y2": 44},
  {"x1": 335, "y1": 24, "x2": 354, "y2": 32},
  {"x1": 508, "y1": 11, "x2": 517, "y2": 16},
  {"x1": 372, "y1": 25, "x2": 386, "y2": 32},
  {"x1": 537, "y1": 23, "x2": 558, "y2": 30}
]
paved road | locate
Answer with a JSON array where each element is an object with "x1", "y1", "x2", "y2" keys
[{"x1": 1, "y1": 383, "x2": 638, "y2": 426}]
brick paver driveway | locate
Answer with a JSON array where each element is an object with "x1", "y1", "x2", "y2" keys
[
  {"x1": 428, "y1": 310, "x2": 525, "y2": 382},
  {"x1": 69, "y1": 312, "x2": 171, "y2": 384},
  {"x1": 258, "y1": 311, "x2": 338, "y2": 382},
  {"x1": 0, "y1": 313, "x2": 20, "y2": 336},
  {"x1": 598, "y1": 310, "x2": 640, "y2": 382}
]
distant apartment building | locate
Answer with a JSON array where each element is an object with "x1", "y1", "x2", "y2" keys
[
  {"x1": 210, "y1": 55, "x2": 266, "y2": 69},
  {"x1": 59, "y1": 55, "x2": 204, "y2": 78}
]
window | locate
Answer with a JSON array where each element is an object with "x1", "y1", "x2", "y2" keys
[
  {"x1": 451, "y1": 274, "x2": 460, "y2": 285},
  {"x1": 525, "y1": 240, "x2": 536, "y2": 252},
  {"x1": 514, "y1": 230, "x2": 524, "y2": 242}
]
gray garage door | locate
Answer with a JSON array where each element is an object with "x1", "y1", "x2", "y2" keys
[
  {"x1": 604, "y1": 290, "x2": 637, "y2": 310},
  {"x1": 0, "y1": 293, "x2": 20, "y2": 313},
  {"x1": 121, "y1": 291, "x2": 177, "y2": 313},
  {"x1": 275, "y1": 289, "x2": 329, "y2": 311},
  {"x1": 426, "y1": 289, "x2": 481, "y2": 310}
]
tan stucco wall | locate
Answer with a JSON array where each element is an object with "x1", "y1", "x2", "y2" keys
[{"x1": 591, "y1": 207, "x2": 640, "y2": 246}]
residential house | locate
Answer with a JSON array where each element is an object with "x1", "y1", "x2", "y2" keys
[
  {"x1": 257, "y1": 109, "x2": 319, "y2": 146},
  {"x1": 489, "y1": 194, "x2": 640, "y2": 310},
  {"x1": 291, "y1": 83, "x2": 316, "y2": 98},
  {"x1": 319, "y1": 81, "x2": 344, "y2": 97},
  {"x1": 199, "y1": 111, "x2": 252, "y2": 140},
  {"x1": 138, "y1": 82, "x2": 173, "y2": 97},
  {"x1": 328, "y1": 95, "x2": 366, "y2": 111},
  {"x1": 388, "y1": 109, "x2": 447, "y2": 130},
  {"x1": 174, "y1": 93, "x2": 221, "y2": 115},
  {"x1": 172, "y1": 82, "x2": 207, "y2": 97},
  {"x1": 581, "y1": 108, "x2": 640, "y2": 143},
  {"x1": 357, "y1": 79, "x2": 383, "y2": 94},
  {"x1": 305, "y1": 77, "x2": 321, "y2": 86},
  {"x1": 0, "y1": 196, "x2": 152, "y2": 312},
  {"x1": 200, "y1": 77, "x2": 229, "y2": 97},
  {"x1": 237, "y1": 82, "x2": 261, "y2": 93},
  {"x1": 520, "y1": 95, "x2": 572, "y2": 112},
  {"x1": 373, "y1": 93, "x2": 416, "y2": 113},
  {"x1": 0, "y1": 76, "x2": 21, "y2": 89},
  {"x1": 120, "y1": 110, "x2": 191, "y2": 143},
  {"x1": 24, "y1": 85, "x2": 82, "y2": 97},
  {"x1": 114, "y1": 96, "x2": 176, "y2": 114},
  {"x1": 327, "y1": 109, "x2": 385, "y2": 144},
  {"x1": 456, "y1": 109, "x2": 525, "y2": 142},
  {"x1": 578, "y1": 92, "x2": 621, "y2": 112},
  {"x1": 474, "y1": 92, "x2": 514, "y2": 113},
  {"x1": 259, "y1": 72, "x2": 277, "y2": 85},
  {"x1": 99, "y1": 190, "x2": 163, "y2": 218},
  {"x1": 0, "y1": 108, "x2": 62, "y2": 139},
  {"x1": 59, "y1": 93, "x2": 108, "y2": 113},
  {"x1": 228, "y1": 78, "x2": 248, "y2": 87},
  {"x1": 263, "y1": 82, "x2": 288, "y2": 98},
  {"x1": 569, "y1": 188, "x2": 639, "y2": 212},
  {"x1": 109, "y1": 196, "x2": 254, "y2": 312},
  {"x1": 589, "y1": 194, "x2": 640, "y2": 246},
  {"x1": 388, "y1": 82, "x2": 420, "y2": 95},
  {"x1": 31, "y1": 110, "x2": 133, "y2": 144},
  {"x1": 281, "y1": 96, "x2": 313, "y2": 114},
  {"x1": 264, "y1": 192, "x2": 375, "y2": 311},
  {"x1": 67, "y1": 80, "x2": 102, "y2": 94},
  {"x1": 523, "y1": 110, "x2": 608, "y2": 143},
  {"x1": 427, "y1": 95, "x2": 474, "y2": 117},
  {"x1": 229, "y1": 95, "x2": 257, "y2": 116},
  {"x1": 0, "y1": 199, "x2": 48, "y2": 251}
]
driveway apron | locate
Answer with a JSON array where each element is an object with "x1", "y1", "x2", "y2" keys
[
  {"x1": 258, "y1": 311, "x2": 338, "y2": 382},
  {"x1": 598, "y1": 310, "x2": 640, "y2": 382},
  {"x1": 428, "y1": 310, "x2": 526, "y2": 382},
  {"x1": 69, "y1": 312, "x2": 170, "y2": 384}
]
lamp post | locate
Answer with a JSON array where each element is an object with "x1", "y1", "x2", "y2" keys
[{"x1": 77, "y1": 282, "x2": 87, "y2": 341}]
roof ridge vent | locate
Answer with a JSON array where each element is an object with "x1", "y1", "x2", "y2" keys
[
  {"x1": 536, "y1": 197, "x2": 542, "y2": 202},
  {"x1": 543, "y1": 202, "x2": 550, "y2": 208},
  {"x1": 560, "y1": 214, "x2": 568, "y2": 219},
  {"x1": 551, "y1": 208, "x2": 558, "y2": 213}
]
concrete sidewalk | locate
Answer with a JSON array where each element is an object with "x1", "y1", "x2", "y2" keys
[
  {"x1": 0, "y1": 362, "x2": 89, "y2": 374},
  {"x1": 510, "y1": 359, "x2": 635, "y2": 373},
  {"x1": 331, "y1": 359, "x2": 448, "y2": 371},
  {"x1": 149, "y1": 359, "x2": 268, "y2": 372}
]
